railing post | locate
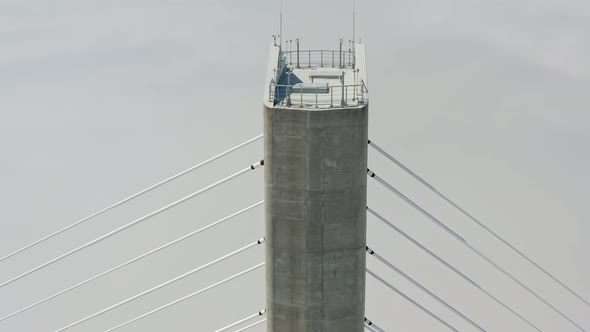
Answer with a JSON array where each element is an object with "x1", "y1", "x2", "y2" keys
[
  {"x1": 339, "y1": 39, "x2": 343, "y2": 69},
  {"x1": 348, "y1": 40, "x2": 352, "y2": 67},
  {"x1": 352, "y1": 69, "x2": 357, "y2": 101},
  {"x1": 321, "y1": 51, "x2": 324, "y2": 67},
  {"x1": 345, "y1": 85, "x2": 348, "y2": 105},
  {"x1": 330, "y1": 86, "x2": 334, "y2": 108},
  {"x1": 315, "y1": 87, "x2": 318, "y2": 108},
  {"x1": 296, "y1": 38, "x2": 300, "y2": 68},
  {"x1": 300, "y1": 85, "x2": 304, "y2": 107},
  {"x1": 287, "y1": 70, "x2": 292, "y2": 107},
  {"x1": 341, "y1": 71, "x2": 345, "y2": 106},
  {"x1": 332, "y1": 51, "x2": 335, "y2": 67},
  {"x1": 308, "y1": 50, "x2": 311, "y2": 68},
  {"x1": 289, "y1": 40, "x2": 293, "y2": 65}
]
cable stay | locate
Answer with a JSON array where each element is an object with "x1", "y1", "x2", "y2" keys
[
  {"x1": 214, "y1": 309, "x2": 266, "y2": 332},
  {"x1": 368, "y1": 207, "x2": 544, "y2": 332},
  {"x1": 53, "y1": 239, "x2": 265, "y2": 332},
  {"x1": 0, "y1": 201, "x2": 264, "y2": 323},
  {"x1": 367, "y1": 268, "x2": 460, "y2": 332},
  {"x1": 0, "y1": 160, "x2": 264, "y2": 290},
  {"x1": 366, "y1": 245, "x2": 486, "y2": 332},
  {"x1": 364, "y1": 324, "x2": 381, "y2": 332},
  {"x1": 0, "y1": 134, "x2": 263, "y2": 264},
  {"x1": 368, "y1": 139, "x2": 590, "y2": 308},
  {"x1": 365, "y1": 317, "x2": 386, "y2": 332},
  {"x1": 100, "y1": 263, "x2": 265, "y2": 332},
  {"x1": 232, "y1": 318, "x2": 266, "y2": 332},
  {"x1": 368, "y1": 169, "x2": 587, "y2": 332}
]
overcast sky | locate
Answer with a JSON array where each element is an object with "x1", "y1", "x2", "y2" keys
[{"x1": 0, "y1": 1, "x2": 589, "y2": 331}]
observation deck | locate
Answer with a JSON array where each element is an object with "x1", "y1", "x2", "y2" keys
[{"x1": 263, "y1": 40, "x2": 368, "y2": 109}]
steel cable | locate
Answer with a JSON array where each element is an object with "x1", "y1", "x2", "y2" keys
[
  {"x1": 232, "y1": 318, "x2": 266, "y2": 332},
  {"x1": 369, "y1": 139, "x2": 590, "y2": 308},
  {"x1": 0, "y1": 201, "x2": 263, "y2": 323},
  {"x1": 366, "y1": 245, "x2": 486, "y2": 332},
  {"x1": 368, "y1": 169, "x2": 586, "y2": 332},
  {"x1": 214, "y1": 310, "x2": 266, "y2": 332},
  {"x1": 365, "y1": 317, "x2": 386, "y2": 332},
  {"x1": 100, "y1": 263, "x2": 265, "y2": 332},
  {"x1": 0, "y1": 160, "x2": 263, "y2": 290},
  {"x1": 54, "y1": 240, "x2": 265, "y2": 331},
  {"x1": 367, "y1": 268, "x2": 460, "y2": 332},
  {"x1": 0, "y1": 134, "x2": 263, "y2": 264},
  {"x1": 368, "y1": 206, "x2": 544, "y2": 332}
]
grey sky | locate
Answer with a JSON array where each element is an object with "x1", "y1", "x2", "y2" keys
[{"x1": 0, "y1": 0, "x2": 589, "y2": 331}]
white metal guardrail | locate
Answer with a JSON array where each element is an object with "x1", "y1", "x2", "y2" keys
[
  {"x1": 282, "y1": 49, "x2": 355, "y2": 69},
  {"x1": 279, "y1": 38, "x2": 356, "y2": 69},
  {"x1": 269, "y1": 81, "x2": 368, "y2": 108}
]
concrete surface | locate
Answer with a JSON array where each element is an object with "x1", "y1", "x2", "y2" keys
[{"x1": 264, "y1": 104, "x2": 369, "y2": 331}]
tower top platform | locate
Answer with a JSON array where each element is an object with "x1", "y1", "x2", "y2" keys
[{"x1": 263, "y1": 40, "x2": 368, "y2": 110}]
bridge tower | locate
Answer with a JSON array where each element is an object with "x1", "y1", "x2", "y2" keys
[{"x1": 263, "y1": 39, "x2": 369, "y2": 331}]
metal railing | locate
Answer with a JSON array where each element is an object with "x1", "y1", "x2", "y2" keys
[
  {"x1": 269, "y1": 81, "x2": 368, "y2": 108},
  {"x1": 282, "y1": 50, "x2": 355, "y2": 69}
]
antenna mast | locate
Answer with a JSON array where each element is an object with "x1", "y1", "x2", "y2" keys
[
  {"x1": 352, "y1": 0, "x2": 356, "y2": 45},
  {"x1": 280, "y1": 0, "x2": 283, "y2": 48}
]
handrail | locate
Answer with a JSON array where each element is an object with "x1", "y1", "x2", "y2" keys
[
  {"x1": 282, "y1": 49, "x2": 354, "y2": 53},
  {"x1": 269, "y1": 82, "x2": 368, "y2": 108},
  {"x1": 281, "y1": 49, "x2": 355, "y2": 69}
]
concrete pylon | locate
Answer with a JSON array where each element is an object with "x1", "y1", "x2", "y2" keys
[{"x1": 263, "y1": 42, "x2": 369, "y2": 331}]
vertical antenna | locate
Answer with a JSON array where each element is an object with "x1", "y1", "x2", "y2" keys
[
  {"x1": 280, "y1": 0, "x2": 283, "y2": 48},
  {"x1": 352, "y1": 0, "x2": 356, "y2": 45},
  {"x1": 352, "y1": 0, "x2": 356, "y2": 68}
]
